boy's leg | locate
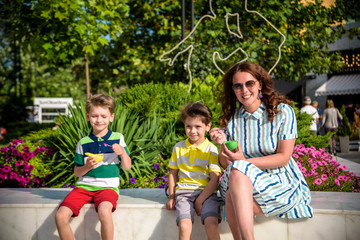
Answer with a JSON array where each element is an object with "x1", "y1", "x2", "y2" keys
[
  {"x1": 200, "y1": 193, "x2": 221, "y2": 240},
  {"x1": 175, "y1": 190, "x2": 197, "y2": 240},
  {"x1": 97, "y1": 201, "x2": 114, "y2": 240},
  {"x1": 94, "y1": 189, "x2": 118, "y2": 240},
  {"x1": 178, "y1": 218, "x2": 192, "y2": 240},
  {"x1": 55, "y1": 206, "x2": 75, "y2": 240},
  {"x1": 204, "y1": 216, "x2": 220, "y2": 240},
  {"x1": 55, "y1": 187, "x2": 93, "y2": 240}
]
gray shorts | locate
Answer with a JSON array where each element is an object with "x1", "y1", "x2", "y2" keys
[{"x1": 175, "y1": 189, "x2": 221, "y2": 225}]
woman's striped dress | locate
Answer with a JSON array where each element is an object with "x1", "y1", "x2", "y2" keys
[{"x1": 219, "y1": 103, "x2": 313, "y2": 218}]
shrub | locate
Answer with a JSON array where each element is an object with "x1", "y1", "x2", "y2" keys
[
  {"x1": 118, "y1": 82, "x2": 190, "y2": 124},
  {"x1": 118, "y1": 78, "x2": 222, "y2": 135},
  {"x1": 0, "y1": 122, "x2": 54, "y2": 144},
  {"x1": 293, "y1": 144, "x2": 360, "y2": 192},
  {"x1": 120, "y1": 156, "x2": 169, "y2": 189},
  {"x1": 338, "y1": 105, "x2": 352, "y2": 137},
  {"x1": 293, "y1": 103, "x2": 332, "y2": 149}
]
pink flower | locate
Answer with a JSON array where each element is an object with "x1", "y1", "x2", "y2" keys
[
  {"x1": 334, "y1": 178, "x2": 340, "y2": 186},
  {"x1": 293, "y1": 154, "x2": 299, "y2": 159},
  {"x1": 314, "y1": 179, "x2": 322, "y2": 185},
  {"x1": 10, "y1": 172, "x2": 17, "y2": 180},
  {"x1": 15, "y1": 161, "x2": 23, "y2": 167},
  {"x1": 296, "y1": 162, "x2": 302, "y2": 167},
  {"x1": 2, "y1": 164, "x2": 11, "y2": 173},
  {"x1": 311, "y1": 163, "x2": 318, "y2": 169},
  {"x1": 340, "y1": 165, "x2": 347, "y2": 170},
  {"x1": 300, "y1": 167, "x2": 307, "y2": 173},
  {"x1": 308, "y1": 170, "x2": 315, "y2": 176},
  {"x1": 338, "y1": 176, "x2": 344, "y2": 181},
  {"x1": 321, "y1": 174, "x2": 328, "y2": 181}
]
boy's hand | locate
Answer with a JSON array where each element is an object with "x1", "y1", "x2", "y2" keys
[
  {"x1": 112, "y1": 143, "x2": 124, "y2": 155},
  {"x1": 166, "y1": 198, "x2": 175, "y2": 210},
  {"x1": 85, "y1": 156, "x2": 98, "y2": 170},
  {"x1": 194, "y1": 198, "x2": 203, "y2": 216}
]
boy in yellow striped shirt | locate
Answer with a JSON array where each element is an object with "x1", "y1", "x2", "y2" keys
[{"x1": 166, "y1": 102, "x2": 221, "y2": 240}]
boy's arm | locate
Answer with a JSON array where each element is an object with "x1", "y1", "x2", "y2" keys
[
  {"x1": 112, "y1": 144, "x2": 132, "y2": 171},
  {"x1": 74, "y1": 157, "x2": 98, "y2": 177},
  {"x1": 166, "y1": 168, "x2": 178, "y2": 210},
  {"x1": 194, "y1": 171, "x2": 220, "y2": 216}
]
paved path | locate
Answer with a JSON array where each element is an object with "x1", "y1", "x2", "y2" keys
[{"x1": 333, "y1": 151, "x2": 360, "y2": 176}]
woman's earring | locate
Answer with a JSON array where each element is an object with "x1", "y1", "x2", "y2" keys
[{"x1": 258, "y1": 90, "x2": 263, "y2": 99}]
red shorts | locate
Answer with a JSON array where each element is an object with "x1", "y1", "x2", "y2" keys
[{"x1": 59, "y1": 187, "x2": 118, "y2": 217}]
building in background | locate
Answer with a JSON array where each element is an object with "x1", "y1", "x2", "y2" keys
[
  {"x1": 274, "y1": 21, "x2": 360, "y2": 110},
  {"x1": 32, "y1": 98, "x2": 73, "y2": 123}
]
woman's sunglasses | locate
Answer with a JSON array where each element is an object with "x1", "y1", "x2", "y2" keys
[{"x1": 232, "y1": 80, "x2": 257, "y2": 91}]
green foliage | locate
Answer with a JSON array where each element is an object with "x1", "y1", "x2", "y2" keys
[
  {"x1": 338, "y1": 105, "x2": 352, "y2": 136},
  {"x1": 0, "y1": 122, "x2": 55, "y2": 144},
  {"x1": 293, "y1": 103, "x2": 332, "y2": 149},
  {"x1": 2, "y1": 0, "x2": 358, "y2": 101},
  {"x1": 183, "y1": 74, "x2": 223, "y2": 128},
  {"x1": 119, "y1": 77, "x2": 222, "y2": 132},
  {"x1": 118, "y1": 82, "x2": 190, "y2": 124}
]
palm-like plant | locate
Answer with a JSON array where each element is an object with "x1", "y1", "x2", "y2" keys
[{"x1": 47, "y1": 102, "x2": 162, "y2": 187}]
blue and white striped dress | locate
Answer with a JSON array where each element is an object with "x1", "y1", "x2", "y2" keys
[{"x1": 220, "y1": 103, "x2": 313, "y2": 218}]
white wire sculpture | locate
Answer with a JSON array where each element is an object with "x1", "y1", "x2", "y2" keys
[{"x1": 159, "y1": 0, "x2": 286, "y2": 92}]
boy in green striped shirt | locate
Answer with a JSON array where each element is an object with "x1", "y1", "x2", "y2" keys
[{"x1": 55, "y1": 94, "x2": 131, "y2": 240}]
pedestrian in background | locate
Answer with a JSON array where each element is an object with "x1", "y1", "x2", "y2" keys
[
  {"x1": 312, "y1": 100, "x2": 323, "y2": 135},
  {"x1": 322, "y1": 99, "x2": 342, "y2": 155},
  {"x1": 301, "y1": 96, "x2": 319, "y2": 136}
]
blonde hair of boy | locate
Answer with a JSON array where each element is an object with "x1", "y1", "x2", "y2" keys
[{"x1": 86, "y1": 94, "x2": 116, "y2": 114}]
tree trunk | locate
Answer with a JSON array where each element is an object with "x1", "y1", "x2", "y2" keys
[{"x1": 85, "y1": 53, "x2": 90, "y2": 99}]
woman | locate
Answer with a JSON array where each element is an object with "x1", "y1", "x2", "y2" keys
[
  {"x1": 210, "y1": 62, "x2": 313, "y2": 240},
  {"x1": 322, "y1": 99, "x2": 342, "y2": 155}
]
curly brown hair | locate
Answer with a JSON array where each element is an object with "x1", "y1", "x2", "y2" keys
[{"x1": 214, "y1": 62, "x2": 291, "y2": 127}]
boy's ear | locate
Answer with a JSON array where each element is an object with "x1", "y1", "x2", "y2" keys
[
  {"x1": 206, "y1": 122, "x2": 212, "y2": 131},
  {"x1": 110, "y1": 113, "x2": 115, "y2": 122},
  {"x1": 86, "y1": 112, "x2": 90, "y2": 121}
]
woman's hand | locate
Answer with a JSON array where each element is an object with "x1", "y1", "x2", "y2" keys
[
  {"x1": 219, "y1": 141, "x2": 245, "y2": 167},
  {"x1": 209, "y1": 128, "x2": 227, "y2": 145}
]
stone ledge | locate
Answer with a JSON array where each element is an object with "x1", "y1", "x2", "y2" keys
[{"x1": 0, "y1": 188, "x2": 359, "y2": 240}]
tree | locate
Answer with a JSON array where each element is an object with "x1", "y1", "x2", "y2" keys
[
  {"x1": 1, "y1": 0, "x2": 359, "y2": 99},
  {"x1": 36, "y1": 0, "x2": 130, "y2": 98},
  {"x1": 153, "y1": 0, "x2": 360, "y2": 86}
]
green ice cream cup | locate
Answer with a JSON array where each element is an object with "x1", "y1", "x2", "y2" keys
[{"x1": 224, "y1": 140, "x2": 237, "y2": 150}]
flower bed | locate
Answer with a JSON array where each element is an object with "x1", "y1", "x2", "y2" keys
[
  {"x1": 0, "y1": 139, "x2": 57, "y2": 187},
  {"x1": 293, "y1": 144, "x2": 360, "y2": 192}
]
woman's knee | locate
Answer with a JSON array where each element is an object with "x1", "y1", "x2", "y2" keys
[
  {"x1": 229, "y1": 169, "x2": 251, "y2": 188},
  {"x1": 229, "y1": 169, "x2": 243, "y2": 184}
]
